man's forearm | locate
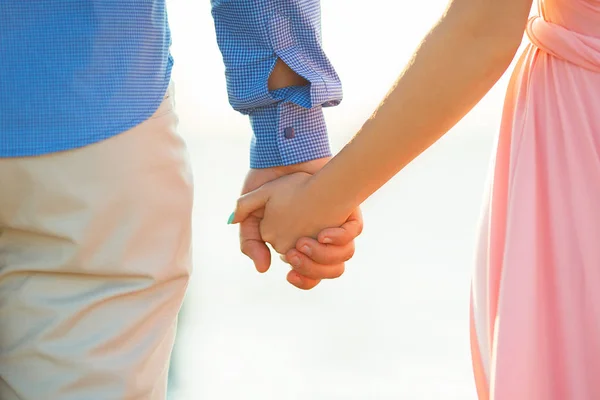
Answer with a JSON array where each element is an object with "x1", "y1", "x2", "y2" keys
[{"x1": 211, "y1": 0, "x2": 342, "y2": 168}]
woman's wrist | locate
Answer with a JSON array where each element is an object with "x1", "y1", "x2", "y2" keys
[{"x1": 301, "y1": 170, "x2": 357, "y2": 227}]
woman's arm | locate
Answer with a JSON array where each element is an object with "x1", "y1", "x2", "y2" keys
[
  {"x1": 232, "y1": 0, "x2": 533, "y2": 254},
  {"x1": 302, "y1": 0, "x2": 533, "y2": 217}
]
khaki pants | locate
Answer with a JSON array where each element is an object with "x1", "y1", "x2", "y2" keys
[{"x1": 0, "y1": 87, "x2": 193, "y2": 399}]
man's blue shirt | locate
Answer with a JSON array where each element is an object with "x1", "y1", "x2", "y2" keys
[{"x1": 0, "y1": 1, "x2": 342, "y2": 168}]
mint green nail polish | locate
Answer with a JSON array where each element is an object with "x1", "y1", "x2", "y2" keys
[{"x1": 227, "y1": 212, "x2": 235, "y2": 224}]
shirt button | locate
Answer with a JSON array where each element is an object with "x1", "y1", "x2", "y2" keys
[{"x1": 284, "y1": 127, "x2": 295, "y2": 139}]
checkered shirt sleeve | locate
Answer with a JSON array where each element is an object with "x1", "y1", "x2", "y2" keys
[{"x1": 211, "y1": 0, "x2": 343, "y2": 168}]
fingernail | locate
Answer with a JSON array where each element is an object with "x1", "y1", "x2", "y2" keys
[
  {"x1": 289, "y1": 256, "x2": 301, "y2": 267},
  {"x1": 300, "y1": 245, "x2": 311, "y2": 256},
  {"x1": 321, "y1": 237, "x2": 333, "y2": 244},
  {"x1": 227, "y1": 212, "x2": 235, "y2": 224}
]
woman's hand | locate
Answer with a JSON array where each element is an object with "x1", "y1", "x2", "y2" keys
[
  {"x1": 230, "y1": 172, "x2": 356, "y2": 276},
  {"x1": 231, "y1": 172, "x2": 321, "y2": 253}
]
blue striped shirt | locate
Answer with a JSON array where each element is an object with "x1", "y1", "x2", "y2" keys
[{"x1": 0, "y1": 1, "x2": 342, "y2": 168}]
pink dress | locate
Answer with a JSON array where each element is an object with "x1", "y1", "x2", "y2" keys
[{"x1": 470, "y1": 1, "x2": 600, "y2": 399}]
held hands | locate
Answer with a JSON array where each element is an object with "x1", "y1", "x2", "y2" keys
[
  {"x1": 232, "y1": 173, "x2": 319, "y2": 253},
  {"x1": 231, "y1": 170, "x2": 361, "y2": 289}
]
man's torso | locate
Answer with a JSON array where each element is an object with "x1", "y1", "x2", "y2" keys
[{"x1": 0, "y1": 1, "x2": 173, "y2": 157}]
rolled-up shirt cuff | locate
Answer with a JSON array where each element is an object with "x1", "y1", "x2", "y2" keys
[{"x1": 248, "y1": 101, "x2": 332, "y2": 168}]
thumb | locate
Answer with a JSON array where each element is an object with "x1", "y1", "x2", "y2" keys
[{"x1": 227, "y1": 185, "x2": 271, "y2": 225}]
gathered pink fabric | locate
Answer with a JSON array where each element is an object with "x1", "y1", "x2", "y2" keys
[{"x1": 470, "y1": 1, "x2": 600, "y2": 399}]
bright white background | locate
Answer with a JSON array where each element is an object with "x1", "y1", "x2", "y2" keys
[{"x1": 165, "y1": 1, "x2": 518, "y2": 399}]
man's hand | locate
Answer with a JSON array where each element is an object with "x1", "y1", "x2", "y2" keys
[{"x1": 238, "y1": 157, "x2": 363, "y2": 290}]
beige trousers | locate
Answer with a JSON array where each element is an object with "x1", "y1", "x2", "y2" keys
[{"x1": 0, "y1": 87, "x2": 193, "y2": 399}]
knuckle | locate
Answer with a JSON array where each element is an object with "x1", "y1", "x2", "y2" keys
[
  {"x1": 329, "y1": 264, "x2": 345, "y2": 279},
  {"x1": 343, "y1": 243, "x2": 356, "y2": 261},
  {"x1": 355, "y1": 222, "x2": 364, "y2": 236},
  {"x1": 239, "y1": 241, "x2": 252, "y2": 257},
  {"x1": 299, "y1": 280, "x2": 320, "y2": 290},
  {"x1": 235, "y1": 196, "x2": 245, "y2": 212}
]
